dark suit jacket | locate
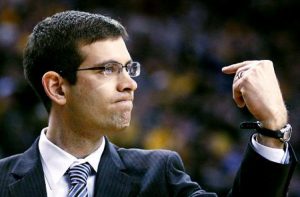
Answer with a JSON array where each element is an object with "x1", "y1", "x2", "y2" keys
[{"x1": 0, "y1": 136, "x2": 297, "y2": 197}]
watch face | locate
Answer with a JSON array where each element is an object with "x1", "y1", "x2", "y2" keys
[{"x1": 281, "y1": 124, "x2": 292, "y2": 142}]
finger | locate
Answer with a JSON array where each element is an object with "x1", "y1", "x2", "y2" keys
[
  {"x1": 232, "y1": 80, "x2": 245, "y2": 108},
  {"x1": 233, "y1": 71, "x2": 243, "y2": 83},
  {"x1": 233, "y1": 66, "x2": 252, "y2": 83},
  {"x1": 222, "y1": 60, "x2": 260, "y2": 74}
]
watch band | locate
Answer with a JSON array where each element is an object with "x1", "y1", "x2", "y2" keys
[
  {"x1": 257, "y1": 127, "x2": 285, "y2": 138},
  {"x1": 240, "y1": 121, "x2": 292, "y2": 142}
]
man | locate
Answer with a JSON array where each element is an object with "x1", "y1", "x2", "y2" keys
[{"x1": 0, "y1": 10, "x2": 297, "y2": 197}]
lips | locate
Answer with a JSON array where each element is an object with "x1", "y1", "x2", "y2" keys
[
  {"x1": 114, "y1": 97, "x2": 133, "y2": 109},
  {"x1": 114, "y1": 95, "x2": 134, "y2": 103}
]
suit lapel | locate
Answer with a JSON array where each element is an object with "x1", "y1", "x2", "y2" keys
[
  {"x1": 6, "y1": 136, "x2": 137, "y2": 197},
  {"x1": 94, "y1": 137, "x2": 138, "y2": 197},
  {"x1": 8, "y1": 138, "x2": 47, "y2": 197}
]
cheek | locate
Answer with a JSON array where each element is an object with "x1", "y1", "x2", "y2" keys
[
  {"x1": 80, "y1": 83, "x2": 116, "y2": 114},
  {"x1": 77, "y1": 77, "x2": 112, "y2": 102},
  {"x1": 69, "y1": 76, "x2": 119, "y2": 114},
  {"x1": 79, "y1": 88, "x2": 110, "y2": 111}
]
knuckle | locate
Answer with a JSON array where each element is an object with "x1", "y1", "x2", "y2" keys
[
  {"x1": 259, "y1": 60, "x2": 273, "y2": 68},
  {"x1": 263, "y1": 60, "x2": 273, "y2": 65}
]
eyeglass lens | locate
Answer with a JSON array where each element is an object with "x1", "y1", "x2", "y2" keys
[{"x1": 127, "y1": 62, "x2": 140, "y2": 77}]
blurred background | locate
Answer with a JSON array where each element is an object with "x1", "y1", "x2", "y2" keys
[{"x1": 0, "y1": 0, "x2": 299, "y2": 196}]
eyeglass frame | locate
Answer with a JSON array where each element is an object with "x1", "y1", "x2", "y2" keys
[{"x1": 76, "y1": 60, "x2": 141, "y2": 78}]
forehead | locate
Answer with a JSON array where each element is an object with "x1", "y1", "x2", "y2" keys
[{"x1": 78, "y1": 37, "x2": 131, "y2": 65}]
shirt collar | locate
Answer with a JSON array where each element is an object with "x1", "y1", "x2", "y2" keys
[{"x1": 38, "y1": 128, "x2": 105, "y2": 186}]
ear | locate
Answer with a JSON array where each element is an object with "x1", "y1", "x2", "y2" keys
[{"x1": 42, "y1": 71, "x2": 67, "y2": 106}]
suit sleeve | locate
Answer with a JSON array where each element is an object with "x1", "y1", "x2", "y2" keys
[
  {"x1": 228, "y1": 141, "x2": 297, "y2": 197},
  {"x1": 166, "y1": 151, "x2": 217, "y2": 197}
]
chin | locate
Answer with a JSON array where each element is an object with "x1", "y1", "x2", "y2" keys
[
  {"x1": 115, "y1": 123, "x2": 130, "y2": 131},
  {"x1": 106, "y1": 121, "x2": 130, "y2": 132},
  {"x1": 105, "y1": 112, "x2": 132, "y2": 132}
]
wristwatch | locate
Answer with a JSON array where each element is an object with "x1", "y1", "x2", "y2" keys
[{"x1": 240, "y1": 121, "x2": 292, "y2": 143}]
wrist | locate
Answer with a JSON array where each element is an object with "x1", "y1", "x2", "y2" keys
[
  {"x1": 260, "y1": 109, "x2": 288, "y2": 130},
  {"x1": 240, "y1": 121, "x2": 292, "y2": 148},
  {"x1": 260, "y1": 120, "x2": 287, "y2": 131}
]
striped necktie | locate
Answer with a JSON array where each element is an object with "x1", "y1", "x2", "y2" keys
[{"x1": 67, "y1": 162, "x2": 92, "y2": 197}]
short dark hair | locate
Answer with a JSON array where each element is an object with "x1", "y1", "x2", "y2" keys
[{"x1": 23, "y1": 10, "x2": 128, "y2": 112}]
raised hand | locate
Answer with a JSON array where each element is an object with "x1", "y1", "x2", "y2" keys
[{"x1": 222, "y1": 60, "x2": 287, "y2": 131}]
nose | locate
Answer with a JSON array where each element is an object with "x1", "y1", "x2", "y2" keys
[{"x1": 117, "y1": 71, "x2": 138, "y2": 92}]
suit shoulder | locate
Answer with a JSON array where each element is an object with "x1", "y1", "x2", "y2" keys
[
  {"x1": 0, "y1": 154, "x2": 23, "y2": 181},
  {"x1": 116, "y1": 146, "x2": 182, "y2": 170},
  {"x1": 119, "y1": 146, "x2": 178, "y2": 159},
  {"x1": 0, "y1": 154, "x2": 22, "y2": 169}
]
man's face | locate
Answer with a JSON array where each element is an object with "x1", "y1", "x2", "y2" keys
[{"x1": 64, "y1": 37, "x2": 138, "y2": 135}]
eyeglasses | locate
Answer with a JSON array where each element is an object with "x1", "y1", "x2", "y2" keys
[{"x1": 76, "y1": 61, "x2": 141, "y2": 78}]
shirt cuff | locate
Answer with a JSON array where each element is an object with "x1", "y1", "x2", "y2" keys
[{"x1": 251, "y1": 134, "x2": 289, "y2": 164}]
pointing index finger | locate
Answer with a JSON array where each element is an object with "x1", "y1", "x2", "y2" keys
[{"x1": 222, "y1": 60, "x2": 259, "y2": 74}]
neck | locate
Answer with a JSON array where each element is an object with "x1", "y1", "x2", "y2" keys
[
  {"x1": 46, "y1": 128, "x2": 104, "y2": 158},
  {"x1": 46, "y1": 110, "x2": 104, "y2": 158}
]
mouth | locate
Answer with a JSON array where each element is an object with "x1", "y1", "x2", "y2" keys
[
  {"x1": 116, "y1": 100, "x2": 132, "y2": 105},
  {"x1": 114, "y1": 95, "x2": 134, "y2": 103},
  {"x1": 114, "y1": 99, "x2": 133, "y2": 110}
]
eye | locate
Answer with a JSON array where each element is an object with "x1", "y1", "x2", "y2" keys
[
  {"x1": 99, "y1": 67, "x2": 106, "y2": 71},
  {"x1": 104, "y1": 63, "x2": 119, "y2": 75}
]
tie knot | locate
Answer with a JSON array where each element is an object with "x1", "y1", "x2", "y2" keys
[{"x1": 67, "y1": 162, "x2": 92, "y2": 185}]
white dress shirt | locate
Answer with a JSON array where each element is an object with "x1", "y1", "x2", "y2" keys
[
  {"x1": 252, "y1": 133, "x2": 289, "y2": 163},
  {"x1": 38, "y1": 128, "x2": 105, "y2": 197}
]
